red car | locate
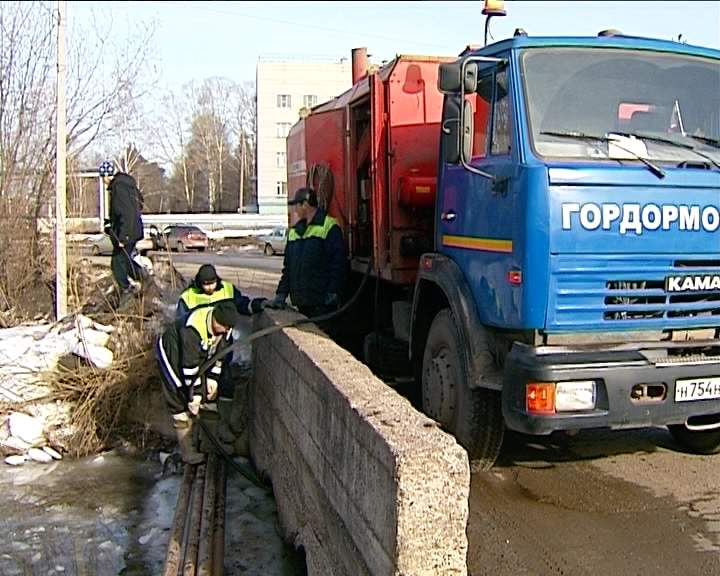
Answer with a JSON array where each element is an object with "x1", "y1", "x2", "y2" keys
[{"x1": 150, "y1": 225, "x2": 208, "y2": 252}]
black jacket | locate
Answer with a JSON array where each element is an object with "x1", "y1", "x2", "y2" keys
[
  {"x1": 276, "y1": 209, "x2": 346, "y2": 308},
  {"x1": 156, "y1": 309, "x2": 230, "y2": 406},
  {"x1": 108, "y1": 172, "x2": 143, "y2": 245}
]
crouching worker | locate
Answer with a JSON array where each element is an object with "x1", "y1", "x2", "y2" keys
[{"x1": 155, "y1": 300, "x2": 241, "y2": 464}]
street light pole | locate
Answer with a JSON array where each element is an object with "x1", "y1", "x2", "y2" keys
[{"x1": 55, "y1": 0, "x2": 67, "y2": 320}]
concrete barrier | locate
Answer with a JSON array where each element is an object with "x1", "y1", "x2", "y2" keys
[{"x1": 250, "y1": 311, "x2": 470, "y2": 576}]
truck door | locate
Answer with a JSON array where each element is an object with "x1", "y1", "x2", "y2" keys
[{"x1": 438, "y1": 65, "x2": 522, "y2": 327}]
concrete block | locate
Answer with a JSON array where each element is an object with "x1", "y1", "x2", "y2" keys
[{"x1": 250, "y1": 311, "x2": 470, "y2": 575}]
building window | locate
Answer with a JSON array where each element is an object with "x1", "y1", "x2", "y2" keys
[
  {"x1": 277, "y1": 94, "x2": 291, "y2": 108},
  {"x1": 276, "y1": 122, "x2": 292, "y2": 138},
  {"x1": 276, "y1": 151, "x2": 286, "y2": 167},
  {"x1": 303, "y1": 94, "x2": 318, "y2": 108},
  {"x1": 276, "y1": 181, "x2": 287, "y2": 196}
]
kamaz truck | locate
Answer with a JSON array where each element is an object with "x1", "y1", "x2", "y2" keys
[{"x1": 286, "y1": 1, "x2": 720, "y2": 468}]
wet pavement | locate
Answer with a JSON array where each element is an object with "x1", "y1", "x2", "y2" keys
[
  {"x1": 467, "y1": 428, "x2": 720, "y2": 576},
  {"x1": 0, "y1": 450, "x2": 305, "y2": 575}
]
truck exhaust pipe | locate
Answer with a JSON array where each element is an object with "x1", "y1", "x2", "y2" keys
[{"x1": 351, "y1": 47, "x2": 368, "y2": 85}]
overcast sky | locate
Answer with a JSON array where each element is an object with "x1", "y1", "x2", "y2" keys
[{"x1": 69, "y1": 1, "x2": 720, "y2": 90}]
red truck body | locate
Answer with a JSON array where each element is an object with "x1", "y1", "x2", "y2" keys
[{"x1": 286, "y1": 54, "x2": 452, "y2": 285}]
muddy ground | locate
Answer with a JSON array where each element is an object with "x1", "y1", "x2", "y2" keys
[{"x1": 468, "y1": 428, "x2": 720, "y2": 576}]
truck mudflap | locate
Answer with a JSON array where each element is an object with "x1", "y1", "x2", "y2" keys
[{"x1": 502, "y1": 341, "x2": 720, "y2": 435}]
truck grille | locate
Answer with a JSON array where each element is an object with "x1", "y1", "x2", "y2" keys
[{"x1": 548, "y1": 256, "x2": 720, "y2": 331}]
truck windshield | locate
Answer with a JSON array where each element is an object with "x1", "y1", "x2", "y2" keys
[{"x1": 520, "y1": 48, "x2": 720, "y2": 165}]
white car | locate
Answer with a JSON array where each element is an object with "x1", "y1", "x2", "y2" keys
[{"x1": 257, "y1": 226, "x2": 287, "y2": 256}]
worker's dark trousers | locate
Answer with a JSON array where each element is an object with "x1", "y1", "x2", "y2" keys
[
  {"x1": 219, "y1": 360, "x2": 251, "y2": 400},
  {"x1": 111, "y1": 241, "x2": 138, "y2": 291}
]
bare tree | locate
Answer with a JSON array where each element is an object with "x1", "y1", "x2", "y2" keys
[
  {"x1": 0, "y1": 1, "x2": 157, "y2": 320},
  {"x1": 232, "y1": 82, "x2": 256, "y2": 212},
  {"x1": 153, "y1": 89, "x2": 196, "y2": 212},
  {"x1": 155, "y1": 78, "x2": 257, "y2": 214}
]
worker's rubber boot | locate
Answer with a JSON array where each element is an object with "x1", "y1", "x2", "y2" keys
[
  {"x1": 198, "y1": 404, "x2": 219, "y2": 454},
  {"x1": 198, "y1": 403, "x2": 234, "y2": 456},
  {"x1": 217, "y1": 398, "x2": 236, "y2": 440},
  {"x1": 218, "y1": 396, "x2": 250, "y2": 457},
  {"x1": 217, "y1": 397, "x2": 240, "y2": 454},
  {"x1": 172, "y1": 412, "x2": 205, "y2": 465},
  {"x1": 215, "y1": 397, "x2": 236, "y2": 456}
]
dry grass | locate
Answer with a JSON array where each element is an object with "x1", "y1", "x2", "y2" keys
[
  {"x1": 0, "y1": 254, "x2": 186, "y2": 458},
  {"x1": 48, "y1": 346, "x2": 156, "y2": 457},
  {"x1": 42, "y1": 263, "x2": 178, "y2": 457}
]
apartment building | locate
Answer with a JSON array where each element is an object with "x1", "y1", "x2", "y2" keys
[{"x1": 255, "y1": 57, "x2": 351, "y2": 214}]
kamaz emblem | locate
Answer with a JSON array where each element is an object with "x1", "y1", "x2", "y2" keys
[{"x1": 665, "y1": 274, "x2": 720, "y2": 293}]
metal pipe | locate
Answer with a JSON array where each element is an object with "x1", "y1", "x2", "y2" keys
[
  {"x1": 197, "y1": 453, "x2": 218, "y2": 575},
  {"x1": 183, "y1": 463, "x2": 206, "y2": 576},
  {"x1": 162, "y1": 465, "x2": 194, "y2": 576},
  {"x1": 212, "y1": 460, "x2": 226, "y2": 576},
  {"x1": 351, "y1": 47, "x2": 368, "y2": 85}
]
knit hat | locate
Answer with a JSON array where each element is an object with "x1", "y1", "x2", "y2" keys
[
  {"x1": 212, "y1": 301, "x2": 241, "y2": 329},
  {"x1": 195, "y1": 264, "x2": 219, "y2": 286}
]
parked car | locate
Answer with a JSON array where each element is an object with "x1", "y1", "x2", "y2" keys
[
  {"x1": 89, "y1": 234, "x2": 153, "y2": 256},
  {"x1": 257, "y1": 226, "x2": 287, "y2": 256},
  {"x1": 150, "y1": 224, "x2": 209, "y2": 252}
]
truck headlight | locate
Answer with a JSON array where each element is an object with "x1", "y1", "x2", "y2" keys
[{"x1": 555, "y1": 380, "x2": 596, "y2": 412}]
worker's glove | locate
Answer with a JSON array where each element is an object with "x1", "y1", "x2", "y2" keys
[
  {"x1": 250, "y1": 297, "x2": 267, "y2": 314},
  {"x1": 324, "y1": 292, "x2": 338, "y2": 308},
  {"x1": 264, "y1": 293, "x2": 287, "y2": 310},
  {"x1": 187, "y1": 394, "x2": 202, "y2": 417}
]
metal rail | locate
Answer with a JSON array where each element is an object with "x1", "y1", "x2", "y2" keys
[{"x1": 163, "y1": 456, "x2": 226, "y2": 576}]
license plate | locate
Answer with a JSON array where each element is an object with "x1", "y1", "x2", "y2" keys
[{"x1": 674, "y1": 377, "x2": 720, "y2": 402}]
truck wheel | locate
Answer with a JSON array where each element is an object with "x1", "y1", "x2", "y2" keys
[
  {"x1": 668, "y1": 424, "x2": 720, "y2": 454},
  {"x1": 422, "y1": 309, "x2": 504, "y2": 470},
  {"x1": 264, "y1": 243, "x2": 274, "y2": 256}
]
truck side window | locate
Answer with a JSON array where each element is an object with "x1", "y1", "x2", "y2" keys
[
  {"x1": 491, "y1": 69, "x2": 511, "y2": 156},
  {"x1": 472, "y1": 75, "x2": 493, "y2": 158}
]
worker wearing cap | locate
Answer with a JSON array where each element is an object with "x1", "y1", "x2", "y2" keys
[
  {"x1": 266, "y1": 187, "x2": 346, "y2": 328},
  {"x1": 99, "y1": 160, "x2": 144, "y2": 301},
  {"x1": 155, "y1": 300, "x2": 241, "y2": 464},
  {"x1": 176, "y1": 264, "x2": 266, "y2": 322}
]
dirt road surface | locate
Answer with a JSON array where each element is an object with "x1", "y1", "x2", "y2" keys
[{"x1": 468, "y1": 428, "x2": 720, "y2": 576}]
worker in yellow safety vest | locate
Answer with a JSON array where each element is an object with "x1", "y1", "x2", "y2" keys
[
  {"x1": 176, "y1": 264, "x2": 265, "y2": 320},
  {"x1": 156, "y1": 301, "x2": 241, "y2": 463}
]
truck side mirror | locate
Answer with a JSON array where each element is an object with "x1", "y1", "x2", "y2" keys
[
  {"x1": 441, "y1": 97, "x2": 461, "y2": 163},
  {"x1": 438, "y1": 61, "x2": 478, "y2": 93},
  {"x1": 441, "y1": 97, "x2": 476, "y2": 165}
]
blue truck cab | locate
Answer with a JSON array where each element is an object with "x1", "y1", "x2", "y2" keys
[{"x1": 412, "y1": 30, "x2": 720, "y2": 468}]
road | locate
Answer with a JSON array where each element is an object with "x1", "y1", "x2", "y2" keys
[
  {"x1": 467, "y1": 428, "x2": 720, "y2": 575},
  {"x1": 95, "y1": 249, "x2": 720, "y2": 575},
  {"x1": 149, "y1": 247, "x2": 284, "y2": 274}
]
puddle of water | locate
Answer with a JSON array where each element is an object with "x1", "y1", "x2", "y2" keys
[{"x1": 0, "y1": 450, "x2": 306, "y2": 575}]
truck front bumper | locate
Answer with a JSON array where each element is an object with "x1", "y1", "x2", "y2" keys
[{"x1": 502, "y1": 341, "x2": 720, "y2": 435}]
